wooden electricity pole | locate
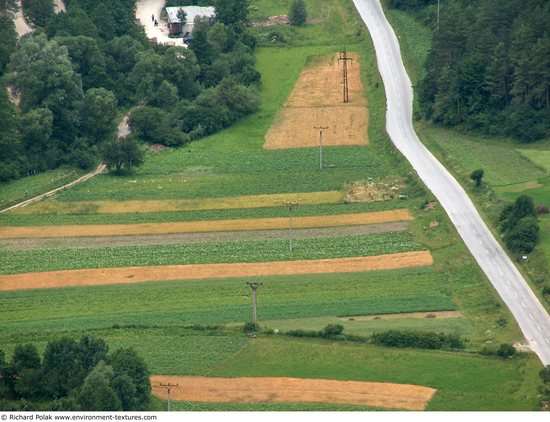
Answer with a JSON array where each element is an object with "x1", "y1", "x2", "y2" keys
[
  {"x1": 246, "y1": 281, "x2": 263, "y2": 325},
  {"x1": 338, "y1": 49, "x2": 353, "y2": 103},
  {"x1": 314, "y1": 126, "x2": 329, "y2": 170},
  {"x1": 159, "y1": 382, "x2": 178, "y2": 411},
  {"x1": 282, "y1": 202, "x2": 299, "y2": 251}
]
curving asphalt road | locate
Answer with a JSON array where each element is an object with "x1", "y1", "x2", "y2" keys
[{"x1": 352, "y1": 0, "x2": 550, "y2": 365}]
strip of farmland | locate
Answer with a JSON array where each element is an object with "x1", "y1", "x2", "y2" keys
[
  {"x1": 0, "y1": 209, "x2": 412, "y2": 238},
  {"x1": 0, "y1": 251, "x2": 433, "y2": 291}
]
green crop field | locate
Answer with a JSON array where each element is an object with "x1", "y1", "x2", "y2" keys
[
  {"x1": 0, "y1": 269, "x2": 455, "y2": 336},
  {"x1": 209, "y1": 336, "x2": 541, "y2": 411},
  {"x1": 0, "y1": 231, "x2": 424, "y2": 274}
]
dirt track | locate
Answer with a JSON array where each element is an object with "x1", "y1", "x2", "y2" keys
[
  {"x1": 150, "y1": 375, "x2": 436, "y2": 410},
  {"x1": 0, "y1": 251, "x2": 433, "y2": 291},
  {"x1": 264, "y1": 53, "x2": 369, "y2": 149},
  {"x1": 0, "y1": 209, "x2": 411, "y2": 239}
]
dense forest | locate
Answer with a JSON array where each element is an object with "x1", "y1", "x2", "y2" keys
[
  {"x1": 0, "y1": 0, "x2": 260, "y2": 182},
  {"x1": 0, "y1": 336, "x2": 151, "y2": 411},
  {"x1": 390, "y1": 0, "x2": 550, "y2": 142}
]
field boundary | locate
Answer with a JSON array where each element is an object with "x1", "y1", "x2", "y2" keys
[
  {"x1": 150, "y1": 375, "x2": 436, "y2": 410},
  {"x1": 0, "y1": 251, "x2": 433, "y2": 291}
]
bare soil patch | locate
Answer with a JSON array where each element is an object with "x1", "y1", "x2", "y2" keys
[
  {"x1": 345, "y1": 178, "x2": 406, "y2": 203},
  {"x1": 3, "y1": 222, "x2": 408, "y2": 250},
  {"x1": 14, "y1": 191, "x2": 343, "y2": 215},
  {"x1": 150, "y1": 375, "x2": 436, "y2": 410},
  {"x1": 252, "y1": 15, "x2": 290, "y2": 26},
  {"x1": 0, "y1": 209, "x2": 411, "y2": 239},
  {"x1": 264, "y1": 53, "x2": 369, "y2": 149},
  {"x1": 0, "y1": 251, "x2": 433, "y2": 292}
]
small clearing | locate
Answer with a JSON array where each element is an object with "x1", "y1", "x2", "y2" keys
[
  {"x1": 0, "y1": 251, "x2": 433, "y2": 291},
  {"x1": 150, "y1": 376, "x2": 436, "y2": 410},
  {"x1": 264, "y1": 53, "x2": 369, "y2": 149}
]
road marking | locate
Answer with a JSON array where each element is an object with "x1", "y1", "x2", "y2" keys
[
  {"x1": 521, "y1": 302, "x2": 526, "y2": 309},
  {"x1": 528, "y1": 313, "x2": 534, "y2": 320},
  {"x1": 505, "y1": 280, "x2": 511, "y2": 287},
  {"x1": 514, "y1": 291, "x2": 519, "y2": 297},
  {"x1": 537, "y1": 325, "x2": 543, "y2": 332},
  {"x1": 491, "y1": 259, "x2": 496, "y2": 265}
]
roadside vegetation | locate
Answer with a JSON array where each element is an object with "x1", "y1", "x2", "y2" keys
[{"x1": 385, "y1": 0, "x2": 550, "y2": 312}]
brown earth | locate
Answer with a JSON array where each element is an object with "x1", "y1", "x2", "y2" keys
[
  {"x1": 13, "y1": 191, "x2": 343, "y2": 215},
  {"x1": 150, "y1": 375, "x2": 436, "y2": 410},
  {"x1": 0, "y1": 251, "x2": 433, "y2": 292},
  {"x1": 0, "y1": 209, "x2": 411, "y2": 239},
  {"x1": 264, "y1": 53, "x2": 369, "y2": 149},
  {"x1": 2, "y1": 222, "x2": 408, "y2": 250}
]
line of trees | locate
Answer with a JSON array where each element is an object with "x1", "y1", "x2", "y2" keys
[
  {"x1": 0, "y1": 336, "x2": 151, "y2": 411},
  {"x1": 390, "y1": 0, "x2": 550, "y2": 142},
  {"x1": 0, "y1": 0, "x2": 261, "y2": 181}
]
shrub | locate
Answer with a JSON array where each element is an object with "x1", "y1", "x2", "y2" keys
[
  {"x1": 496, "y1": 343, "x2": 517, "y2": 358},
  {"x1": 243, "y1": 322, "x2": 257, "y2": 333},
  {"x1": 371, "y1": 330, "x2": 465, "y2": 350},
  {"x1": 288, "y1": 0, "x2": 308, "y2": 26},
  {"x1": 285, "y1": 329, "x2": 320, "y2": 338},
  {"x1": 320, "y1": 324, "x2": 344, "y2": 338}
]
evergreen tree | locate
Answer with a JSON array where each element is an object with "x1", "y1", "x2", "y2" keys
[{"x1": 289, "y1": 0, "x2": 308, "y2": 26}]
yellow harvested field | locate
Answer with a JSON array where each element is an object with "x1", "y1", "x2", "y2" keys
[
  {"x1": 264, "y1": 53, "x2": 369, "y2": 149},
  {"x1": 0, "y1": 251, "x2": 433, "y2": 291},
  {"x1": 0, "y1": 209, "x2": 412, "y2": 238},
  {"x1": 150, "y1": 375, "x2": 436, "y2": 411},
  {"x1": 13, "y1": 191, "x2": 343, "y2": 215}
]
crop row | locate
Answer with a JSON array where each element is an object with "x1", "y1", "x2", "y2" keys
[{"x1": 0, "y1": 231, "x2": 424, "y2": 274}]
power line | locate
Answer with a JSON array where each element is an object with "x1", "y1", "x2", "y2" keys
[
  {"x1": 338, "y1": 49, "x2": 353, "y2": 103},
  {"x1": 246, "y1": 281, "x2": 263, "y2": 326},
  {"x1": 282, "y1": 202, "x2": 299, "y2": 251},
  {"x1": 314, "y1": 126, "x2": 329, "y2": 170},
  {"x1": 159, "y1": 383, "x2": 178, "y2": 411}
]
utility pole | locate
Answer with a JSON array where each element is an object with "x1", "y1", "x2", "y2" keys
[
  {"x1": 246, "y1": 281, "x2": 263, "y2": 325},
  {"x1": 282, "y1": 202, "x2": 299, "y2": 251},
  {"x1": 338, "y1": 49, "x2": 353, "y2": 103},
  {"x1": 159, "y1": 382, "x2": 178, "y2": 411},
  {"x1": 314, "y1": 126, "x2": 329, "y2": 170}
]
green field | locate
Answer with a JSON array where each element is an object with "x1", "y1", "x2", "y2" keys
[
  {"x1": 0, "y1": 231, "x2": 423, "y2": 274},
  {"x1": 209, "y1": 336, "x2": 541, "y2": 411},
  {"x1": 0, "y1": 268, "x2": 456, "y2": 336}
]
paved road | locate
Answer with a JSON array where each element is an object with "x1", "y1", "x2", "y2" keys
[{"x1": 353, "y1": 0, "x2": 550, "y2": 365}]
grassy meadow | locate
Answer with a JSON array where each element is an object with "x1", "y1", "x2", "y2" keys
[{"x1": 0, "y1": 0, "x2": 545, "y2": 411}]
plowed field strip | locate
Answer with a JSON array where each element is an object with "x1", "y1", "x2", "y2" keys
[
  {"x1": 2, "y1": 222, "x2": 408, "y2": 250},
  {"x1": 0, "y1": 251, "x2": 432, "y2": 291},
  {"x1": 0, "y1": 209, "x2": 412, "y2": 239},
  {"x1": 150, "y1": 375, "x2": 436, "y2": 411},
  {"x1": 13, "y1": 191, "x2": 343, "y2": 215}
]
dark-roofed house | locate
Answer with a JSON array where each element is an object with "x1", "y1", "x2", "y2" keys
[{"x1": 165, "y1": 6, "x2": 216, "y2": 36}]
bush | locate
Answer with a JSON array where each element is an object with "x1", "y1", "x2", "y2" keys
[
  {"x1": 371, "y1": 330, "x2": 465, "y2": 350},
  {"x1": 289, "y1": 0, "x2": 308, "y2": 26},
  {"x1": 320, "y1": 324, "x2": 344, "y2": 338},
  {"x1": 243, "y1": 322, "x2": 257, "y2": 333},
  {"x1": 285, "y1": 329, "x2": 320, "y2": 338},
  {"x1": 497, "y1": 343, "x2": 517, "y2": 358}
]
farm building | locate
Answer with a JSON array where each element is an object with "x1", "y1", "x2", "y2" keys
[{"x1": 165, "y1": 6, "x2": 216, "y2": 36}]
